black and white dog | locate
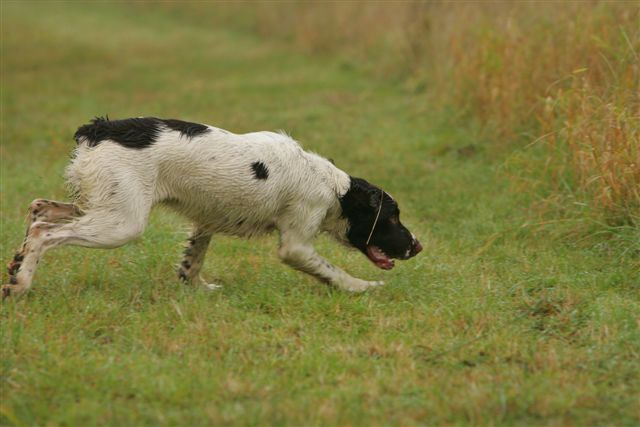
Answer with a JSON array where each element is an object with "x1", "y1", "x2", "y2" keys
[{"x1": 3, "y1": 117, "x2": 422, "y2": 298}]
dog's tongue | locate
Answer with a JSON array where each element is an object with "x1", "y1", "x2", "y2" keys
[{"x1": 366, "y1": 246, "x2": 395, "y2": 270}]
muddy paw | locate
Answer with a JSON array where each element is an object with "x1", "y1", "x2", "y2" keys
[
  {"x1": 2, "y1": 284, "x2": 12, "y2": 300},
  {"x1": 2, "y1": 281, "x2": 28, "y2": 299}
]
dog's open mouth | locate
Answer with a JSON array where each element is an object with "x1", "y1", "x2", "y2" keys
[{"x1": 366, "y1": 246, "x2": 395, "y2": 270}]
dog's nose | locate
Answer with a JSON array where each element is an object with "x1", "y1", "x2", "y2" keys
[{"x1": 411, "y1": 239, "x2": 423, "y2": 256}]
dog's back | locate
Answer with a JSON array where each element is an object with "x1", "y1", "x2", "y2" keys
[{"x1": 68, "y1": 117, "x2": 348, "y2": 236}]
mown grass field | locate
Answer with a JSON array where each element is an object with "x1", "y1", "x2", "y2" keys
[{"x1": 1, "y1": 2, "x2": 639, "y2": 426}]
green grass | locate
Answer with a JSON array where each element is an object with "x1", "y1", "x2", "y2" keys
[{"x1": 1, "y1": 2, "x2": 639, "y2": 426}]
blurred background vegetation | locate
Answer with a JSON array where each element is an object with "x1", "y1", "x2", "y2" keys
[{"x1": 156, "y1": 1, "x2": 639, "y2": 231}]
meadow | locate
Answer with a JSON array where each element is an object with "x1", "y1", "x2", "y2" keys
[{"x1": 1, "y1": 2, "x2": 638, "y2": 426}]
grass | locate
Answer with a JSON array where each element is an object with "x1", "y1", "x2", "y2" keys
[{"x1": 1, "y1": 2, "x2": 639, "y2": 426}]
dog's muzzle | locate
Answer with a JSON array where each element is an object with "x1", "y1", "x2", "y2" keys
[{"x1": 409, "y1": 238, "x2": 423, "y2": 258}]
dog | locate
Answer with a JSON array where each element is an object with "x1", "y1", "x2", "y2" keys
[{"x1": 3, "y1": 117, "x2": 422, "y2": 298}]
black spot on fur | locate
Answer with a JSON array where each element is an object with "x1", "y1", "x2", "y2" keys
[
  {"x1": 8, "y1": 266, "x2": 19, "y2": 276},
  {"x1": 321, "y1": 259, "x2": 336, "y2": 271},
  {"x1": 9, "y1": 276, "x2": 17, "y2": 285},
  {"x1": 8, "y1": 255, "x2": 22, "y2": 275},
  {"x1": 251, "y1": 161, "x2": 269, "y2": 180},
  {"x1": 161, "y1": 119, "x2": 210, "y2": 138},
  {"x1": 74, "y1": 116, "x2": 210, "y2": 149}
]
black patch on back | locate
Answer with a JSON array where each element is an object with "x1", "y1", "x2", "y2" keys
[
  {"x1": 74, "y1": 116, "x2": 161, "y2": 149},
  {"x1": 74, "y1": 116, "x2": 210, "y2": 149},
  {"x1": 251, "y1": 161, "x2": 269, "y2": 180},
  {"x1": 160, "y1": 119, "x2": 210, "y2": 138}
]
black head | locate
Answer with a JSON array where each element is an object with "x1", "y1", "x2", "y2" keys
[{"x1": 339, "y1": 177, "x2": 422, "y2": 270}]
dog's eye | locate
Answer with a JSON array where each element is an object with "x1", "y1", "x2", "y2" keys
[{"x1": 389, "y1": 216, "x2": 399, "y2": 225}]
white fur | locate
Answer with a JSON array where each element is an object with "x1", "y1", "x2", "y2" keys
[
  {"x1": 69, "y1": 127, "x2": 350, "y2": 237},
  {"x1": 4, "y1": 125, "x2": 384, "y2": 297}
]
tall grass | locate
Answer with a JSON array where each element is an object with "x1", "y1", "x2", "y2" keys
[
  {"x1": 188, "y1": 2, "x2": 639, "y2": 228},
  {"x1": 442, "y1": 3, "x2": 639, "y2": 226},
  {"x1": 536, "y1": 68, "x2": 639, "y2": 227}
]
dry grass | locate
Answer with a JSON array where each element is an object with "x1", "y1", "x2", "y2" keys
[
  {"x1": 206, "y1": 1, "x2": 639, "y2": 227},
  {"x1": 538, "y1": 70, "x2": 639, "y2": 226},
  {"x1": 445, "y1": 3, "x2": 639, "y2": 226}
]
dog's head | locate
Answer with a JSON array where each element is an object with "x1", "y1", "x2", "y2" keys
[{"x1": 339, "y1": 177, "x2": 422, "y2": 269}]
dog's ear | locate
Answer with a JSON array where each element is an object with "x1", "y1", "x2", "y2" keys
[{"x1": 345, "y1": 177, "x2": 382, "y2": 210}]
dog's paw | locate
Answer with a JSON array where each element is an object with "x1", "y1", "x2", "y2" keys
[
  {"x1": 203, "y1": 282, "x2": 223, "y2": 291},
  {"x1": 195, "y1": 276, "x2": 222, "y2": 291},
  {"x1": 2, "y1": 284, "x2": 12, "y2": 300},
  {"x1": 339, "y1": 278, "x2": 384, "y2": 293},
  {"x1": 1, "y1": 284, "x2": 25, "y2": 300}
]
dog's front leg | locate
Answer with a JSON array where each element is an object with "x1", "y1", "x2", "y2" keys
[
  {"x1": 177, "y1": 227, "x2": 220, "y2": 290},
  {"x1": 278, "y1": 230, "x2": 383, "y2": 292}
]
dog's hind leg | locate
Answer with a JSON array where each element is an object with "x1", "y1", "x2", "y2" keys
[
  {"x1": 7, "y1": 199, "x2": 83, "y2": 278},
  {"x1": 2, "y1": 207, "x2": 148, "y2": 299},
  {"x1": 177, "y1": 227, "x2": 217, "y2": 289},
  {"x1": 27, "y1": 199, "x2": 83, "y2": 226}
]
